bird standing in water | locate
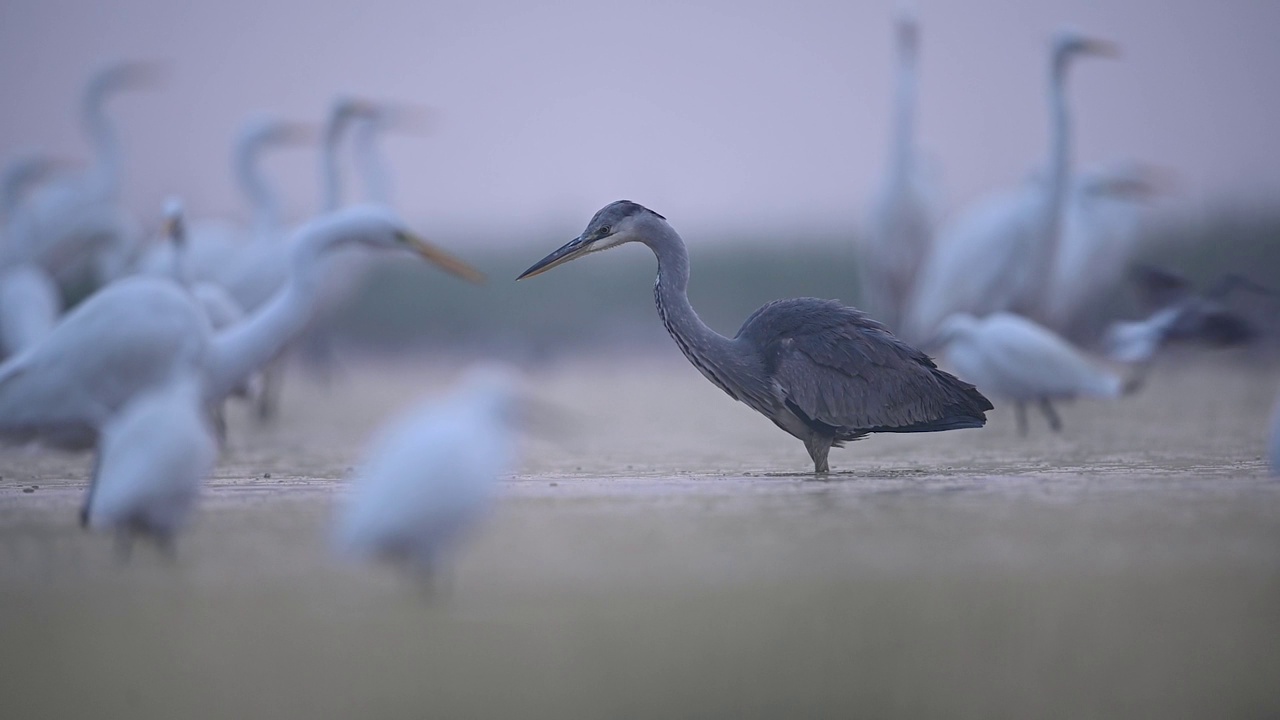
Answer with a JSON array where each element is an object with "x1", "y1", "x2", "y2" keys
[{"x1": 519, "y1": 200, "x2": 992, "y2": 473}]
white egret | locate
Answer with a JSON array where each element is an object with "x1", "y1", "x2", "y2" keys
[
  {"x1": 0, "y1": 206, "x2": 485, "y2": 452},
  {"x1": 336, "y1": 365, "x2": 521, "y2": 583},
  {"x1": 860, "y1": 7, "x2": 935, "y2": 332},
  {"x1": 1043, "y1": 163, "x2": 1165, "y2": 340},
  {"x1": 0, "y1": 153, "x2": 67, "y2": 357},
  {"x1": 245, "y1": 97, "x2": 414, "y2": 419},
  {"x1": 930, "y1": 312, "x2": 1135, "y2": 435},
  {"x1": 180, "y1": 115, "x2": 317, "y2": 290},
  {"x1": 24, "y1": 62, "x2": 157, "y2": 286},
  {"x1": 905, "y1": 31, "x2": 1116, "y2": 342},
  {"x1": 81, "y1": 370, "x2": 217, "y2": 556}
]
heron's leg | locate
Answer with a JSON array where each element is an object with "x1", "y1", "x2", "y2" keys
[
  {"x1": 211, "y1": 404, "x2": 229, "y2": 447},
  {"x1": 805, "y1": 438, "x2": 832, "y2": 475},
  {"x1": 1038, "y1": 398, "x2": 1063, "y2": 433},
  {"x1": 79, "y1": 450, "x2": 104, "y2": 529},
  {"x1": 1014, "y1": 402, "x2": 1029, "y2": 437}
]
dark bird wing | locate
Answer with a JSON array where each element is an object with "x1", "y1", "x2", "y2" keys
[
  {"x1": 736, "y1": 299, "x2": 992, "y2": 436},
  {"x1": 1129, "y1": 263, "x2": 1192, "y2": 312}
]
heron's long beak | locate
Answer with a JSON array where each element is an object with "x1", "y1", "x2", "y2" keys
[
  {"x1": 516, "y1": 235, "x2": 592, "y2": 280},
  {"x1": 1081, "y1": 39, "x2": 1120, "y2": 58},
  {"x1": 397, "y1": 231, "x2": 486, "y2": 284}
]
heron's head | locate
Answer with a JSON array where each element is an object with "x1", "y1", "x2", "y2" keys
[
  {"x1": 1052, "y1": 30, "x2": 1119, "y2": 67},
  {"x1": 517, "y1": 200, "x2": 667, "y2": 280},
  {"x1": 299, "y1": 205, "x2": 486, "y2": 284}
]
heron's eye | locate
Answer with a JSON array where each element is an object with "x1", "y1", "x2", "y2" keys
[{"x1": 597, "y1": 225, "x2": 612, "y2": 237}]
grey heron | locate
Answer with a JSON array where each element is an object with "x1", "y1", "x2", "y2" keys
[{"x1": 518, "y1": 200, "x2": 993, "y2": 474}]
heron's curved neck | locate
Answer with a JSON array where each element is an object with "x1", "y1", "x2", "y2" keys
[
  {"x1": 234, "y1": 138, "x2": 281, "y2": 239},
  {"x1": 206, "y1": 226, "x2": 340, "y2": 400},
  {"x1": 81, "y1": 87, "x2": 121, "y2": 200},
  {"x1": 888, "y1": 36, "x2": 919, "y2": 187},
  {"x1": 645, "y1": 223, "x2": 739, "y2": 362}
]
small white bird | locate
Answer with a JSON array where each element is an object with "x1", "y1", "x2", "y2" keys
[
  {"x1": 931, "y1": 312, "x2": 1134, "y2": 435},
  {"x1": 336, "y1": 365, "x2": 522, "y2": 584},
  {"x1": 81, "y1": 370, "x2": 217, "y2": 557}
]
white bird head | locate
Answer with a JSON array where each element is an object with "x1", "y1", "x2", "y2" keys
[
  {"x1": 240, "y1": 114, "x2": 320, "y2": 149},
  {"x1": 292, "y1": 205, "x2": 486, "y2": 284},
  {"x1": 1052, "y1": 30, "x2": 1120, "y2": 66}
]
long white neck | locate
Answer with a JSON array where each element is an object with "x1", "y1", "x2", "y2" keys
[
  {"x1": 204, "y1": 223, "x2": 340, "y2": 400},
  {"x1": 234, "y1": 136, "x2": 281, "y2": 239},
  {"x1": 1027, "y1": 52, "x2": 1075, "y2": 316},
  {"x1": 888, "y1": 31, "x2": 919, "y2": 190},
  {"x1": 354, "y1": 121, "x2": 391, "y2": 206},
  {"x1": 81, "y1": 84, "x2": 121, "y2": 201}
]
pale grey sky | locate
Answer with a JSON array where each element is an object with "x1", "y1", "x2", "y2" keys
[{"x1": 2, "y1": 0, "x2": 1278, "y2": 243}]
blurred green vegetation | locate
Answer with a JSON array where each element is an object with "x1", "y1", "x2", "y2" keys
[
  {"x1": 334, "y1": 212, "x2": 1279, "y2": 354},
  {"x1": 334, "y1": 239, "x2": 865, "y2": 354}
]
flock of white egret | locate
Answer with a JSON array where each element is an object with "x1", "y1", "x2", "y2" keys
[{"x1": 1, "y1": 12, "x2": 1276, "y2": 583}]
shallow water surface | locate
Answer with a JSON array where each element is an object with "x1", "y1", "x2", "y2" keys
[{"x1": 2, "y1": 354, "x2": 1278, "y2": 718}]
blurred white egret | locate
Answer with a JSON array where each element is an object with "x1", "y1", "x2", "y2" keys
[
  {"x1": 336, "y1": 365, "x2": 521, "y2": 583},
  {"x1": 24, "y1": 62, "x2": 156, "y2": 286},
  {"x1": 1043, "y1": 163, "x2": 1165, "y2": 340},
  {"x1": 179, "y1": 115, "x2": 318, "y2": 291},
  {"x1": 905, "y1": 31, "x2": 1117, "y2": 342},
  {"x1": 931, "y1": 312, "x2": 1134, "y2": 435},
  {"x1": 81, "y1": 370, "x2": 217, "y2": 556},
  {"x1": 0, "y1": 206, "x2": 484, "y2": 452},
  {"x1": 861, "y1": 7, "x2": 935, "y2": 332},
  {"x1": 0, "y1": 153, "x2": 67, "y2": 357},
  {"x1": 251, "y1": 97, "x2": 418, "y2": 419}
]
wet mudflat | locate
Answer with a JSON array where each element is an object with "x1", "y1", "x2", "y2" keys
[{"x1": 1, "y1": 352, "x2": 1278, "y2": 718}]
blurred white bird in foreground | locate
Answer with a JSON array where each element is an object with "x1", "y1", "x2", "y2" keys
[
  {"x1": 81, "y1": 370, "x2": 217, "y2": 556},
  {"x1": 930, "y1": 312, "x2": 1137, "y2": 435},
  {"x1": 905, "y1": 31, "x2": 1116, "y2": 342},
  {"x1": 336, "y1": 365, "x2": 523, "y2": 584}
]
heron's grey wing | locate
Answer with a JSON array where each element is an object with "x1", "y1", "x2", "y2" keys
[{"x1": 739, "y1": 299, "x2": 991, "y2": 433}]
